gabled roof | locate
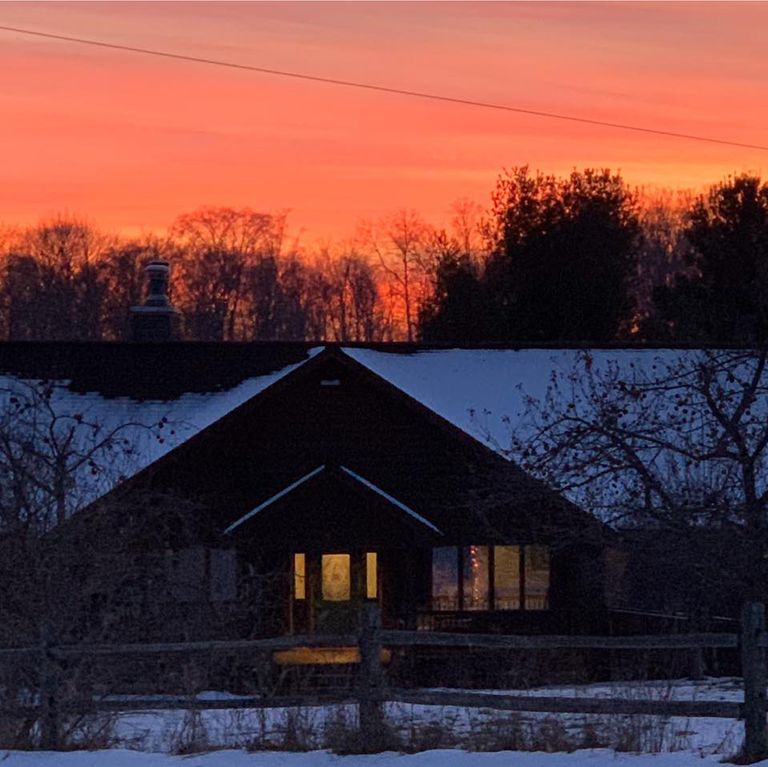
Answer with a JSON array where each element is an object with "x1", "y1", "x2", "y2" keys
[
  {"x1": 47, "y1": 345, "x2": 603, "y2": 542},
  {"x1": 0, "y1": 341, "x2": 718, "y2": 523}
]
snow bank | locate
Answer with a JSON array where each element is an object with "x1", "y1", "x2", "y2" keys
[{"x1": 0, "y1": 748, "x2": 750, "y2": 767}]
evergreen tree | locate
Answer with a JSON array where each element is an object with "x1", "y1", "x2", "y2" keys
[
  {"x1": 419, "y1": 249, "x2": 484, "y2": 343},
  {"x1": 417, "y1": 167, "x2": 641, "y2": 343},
  {"x1": 646, "y1": 174, "x2": 768, "y2": 344},
  {"x1": 483, "y1": 167, "x2": 641, "y2": 343}
]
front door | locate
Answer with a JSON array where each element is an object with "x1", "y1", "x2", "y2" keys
[{"x1": 290, "y1": 550, "x2": 378, "y2": 634}]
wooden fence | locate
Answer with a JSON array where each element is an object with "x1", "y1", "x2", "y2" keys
[{"x1": 0, "y1": 602, "x2": 766, "y2": 759}]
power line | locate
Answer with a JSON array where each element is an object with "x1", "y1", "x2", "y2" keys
[{"x1": 2, "y1": 23, "x2": 768, "y2": 153}]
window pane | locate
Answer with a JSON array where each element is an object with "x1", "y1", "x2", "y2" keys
[
  {"x1": 462, "y1": 545, "x2": 489, "y2": 610},
  {"x1": 493, "y1": 545, "x2": 520, "y2": 610},
  {"x1": 294, "y1": 553, "x2": 306, "y2": 601},
  {"x1": 525, "y1": 545, "x2": 550, "y2": 610},
  {"x1": 322, "y1": 554, "x2": 350, "y2": 601},
  {"x1": 431, "y1": 547, "x2": 459, "y2": 610},
  {"x1": 366, "y1": 552, "x2": 378, "y2": 599}
]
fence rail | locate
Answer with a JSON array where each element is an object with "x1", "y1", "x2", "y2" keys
[
  {"x1": 389, "y1": 689, "x2": 742, "y2": 719},
  {"x1": 0, "y1": 634, "x2": 359, "y2": 660},
  {"x1": 0, "y1": 602, "x2": 765, "y2": 759},
  {"x1": 379, "y1": 630, "x2": 739, "y2": 650}
]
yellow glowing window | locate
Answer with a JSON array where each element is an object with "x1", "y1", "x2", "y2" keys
[
  {"x1": 322, "y1": 554, "x2": 351, "y2": 601},
  {"x1": 493, "y1": 545, "x2": 520, "y2": 610},
  {"x1": 366, "y1": 552, "x2": 378, "y2": 599},
  {"x1": 462, "y1": 545, "x2": 490, "y2": 610},
  {"x1": 294, "y1": 553, "x2": 306, "y2": 600}
]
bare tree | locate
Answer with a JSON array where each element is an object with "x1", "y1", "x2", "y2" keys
[
  {"x1": 505, "y1": 349, "x2": 768, "y2": 613},
  {"x1": 631, "y1": 189, "x2": 695, "y2": 330},
  {"x1": 170, "y1": 207, "x2": 287, "y2": 340},
  {"x1": 0, "y1": 379, "x2": 256, "y2": 747},
  {"x1": 0, "y1": 217, "x2": 114, "y2": 341},
  {"x1": 305, "y1": 248, "x2": 385, "y2": 341},
  {"x1": 360, "y1": 210, "x2": 435, "y2": 342},
  {"x1": 0, "y1": 379, "x2": 165, "y2": 533},
  {"x1": 449, "y1": 198, "x2": 488, "y2": 265}
]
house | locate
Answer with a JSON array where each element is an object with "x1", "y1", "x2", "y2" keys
[
  {"x1": 0, "y1": 336, "x2": 629, "y2": 647},
  {"x1": 5, "y1": 263, "x2": 724, "y2": 650}
]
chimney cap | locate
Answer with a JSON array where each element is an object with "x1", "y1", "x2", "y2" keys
[{"x1": 129, "y1": 259, "x2": 180, "y2": 341}]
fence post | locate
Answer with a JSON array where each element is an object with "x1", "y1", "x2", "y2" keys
[
  {"x1": 741, "y1": 602, "x2": 767, "y2": 761},
  {"x1": 688, "y1": 647, "x2": 704, "y2": 681},
  {"x1": 357, "y1": 602, "x2": 384, "y2": 744},
  {"x1": 39, "y1": 636, "x2": 59, "y2": 750}
]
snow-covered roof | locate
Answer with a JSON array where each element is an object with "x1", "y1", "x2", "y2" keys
[
  {"x1": 0, "y1": 343, "x2": 718, "y2": 514},
  {"x1": 342, "y1": 347, "x2": 699, "y2": 456},
  {"x1": 0, "y1": 346, "x2": 321, "y2": 511}
]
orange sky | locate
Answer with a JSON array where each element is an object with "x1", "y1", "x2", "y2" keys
[{"x1": 1, "y1": 1, "x2": 767, "y2": 244}]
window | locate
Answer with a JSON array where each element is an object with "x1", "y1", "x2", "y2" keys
[
  {"x1": 525, "y1": 545, "x2": 550, "y2": 610},
  {"x1": 322, "y1": 554, "x2": 351, "y2": 601},
  {"x1": 366, "y1": 552, "x2": 378, "y2": 599},
  {"x1": 493, "y1": 545, "x2": 520, "y2": 610},
  {"x1": 462, "y1": 545, "x2": 489, "y2": 610},
  {"x1": 431, "y1": 547, "x2": 459, "y2": 610},
  {"x1": 431, "y1": 544, "x2": 550, "y2": 612},
  {"x1": 294, "y1": 553, "x2": 306, "y2": 600}
]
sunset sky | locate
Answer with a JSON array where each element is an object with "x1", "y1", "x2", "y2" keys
[{"x1": 1, "y1": 1, "x2": 767, "y2": 243}]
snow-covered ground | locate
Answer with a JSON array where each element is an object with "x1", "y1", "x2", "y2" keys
[
  {"x1": 0, "y1": 747, "x2": 757, "y2": 767},
  {"x1": 2, "y1": 677, "x2": 747, "y2": 762}
]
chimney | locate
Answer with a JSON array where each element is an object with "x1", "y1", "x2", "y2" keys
[{"x1": 130, "y1": 260, "x2": 181, "y2": 342}]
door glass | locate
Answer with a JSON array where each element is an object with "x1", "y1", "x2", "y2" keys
[
  {"x1": 366, "y1": 552, "x2": 378, "y2": 599},
  {"x1": 321, "y1": 553, "x2": 351, "y2": 601},
  {"x1": 294, "y1": 553, "x2": 306, "y2": 600}
]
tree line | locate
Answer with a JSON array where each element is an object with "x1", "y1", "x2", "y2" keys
[{"x1": 1, "y1": 168, "x2": 765, "y2": 344}]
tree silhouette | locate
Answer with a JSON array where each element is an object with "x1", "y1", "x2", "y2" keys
[
  {"x1": 0, "y1": 218, "x2": 113, "y2": 341},
  {"x1": 418, "y1": 233, "x2": 485, "y2": 343},
  {"x1": 506, "y1": 349, "x2": 768, "y2": 614},
  {"x1": 646, "y1": 174, "x2": 768, "y2": 344},
  {"x1": 418, "y1": 168, "x2": 641, "y2": 343},
  {"x1": 170, "y1": 207, "x2": 285, "y2": 341},
  {"x1": 483, "y1": 167, "x2": 641, "y2": 343}
]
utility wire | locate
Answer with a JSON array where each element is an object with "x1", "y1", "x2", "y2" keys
[{"x1": 2, "y1": 23, "x2": 768, "y2": 153}]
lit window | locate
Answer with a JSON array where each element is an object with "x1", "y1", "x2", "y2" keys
[
  {"x1": 322, "y1": 554, "x2": 351, "y2": 601},
  {"x1": 294, "y1": 553, "x2": 306, "y2": 600},
  {"x1": 525, "y1": 545, "x2": 550, "y2": 610},
  {"x1": 432, "y1": 547, "x2": 459, "y2": 610},
  {"x1": 431, "y1": 544, "x2": 551, "y2": 613},
  {"x1": 493, "y1": 545, "x2": 520, "y2": 610},
  {"x1": 462, "y1": 545, "x2": 490, "y2": 610},
  {"x1": 366, "y1": 552, "x2": 378, "y2": 599}
]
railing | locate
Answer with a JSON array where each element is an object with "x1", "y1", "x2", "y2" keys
[{"x1": 0, "y1": 602, "x2": 765, "y2": 759}]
